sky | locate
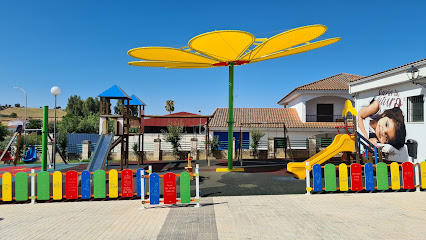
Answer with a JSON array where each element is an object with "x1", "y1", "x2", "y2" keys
[{"x1": 1, "y1": 0, "x2": 425, "y2": 116}]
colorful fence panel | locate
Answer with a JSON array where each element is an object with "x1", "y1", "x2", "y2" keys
[
  {"x1": 164, "y1": 173, "x2": 177, "y2": 204},
  {"x1": 81, "y1": 170, "x2": 91, "y2": 199},
  {"x1": 351, "y1": 164, "x2": 363, "y2": 191},
  {"x1": 339, "y1": 163, "x2": 348, "y2": 191},
  {"x1": 37, "y1": 171, "x2": 50, "y2": 201},
  {"x1": 402, "y1": 162, "x2": 414, "y2": 189},
  {"x1": 136, "y1": 169, "x2": 144, "y2": 197},
  {"x1": 180, "y1": 171, "x2": 191, "y2": 203},
  {"x1": 421, "y1": 162, "x2": 426, "y2": 189},
  {"x1": 53, "y1": 171, "x2": 62, "y2": 200},
  {"x1": 313, "y1": 164, "x2": 322, "y2": 192},
  {"x1": 2, "y1": 172, "x2": 12, "y2": 202},
  {"x1": 109, "y1": 169, "x2": 118, "y2": 199},
  {"x1": 121, "y1": 169, "x2": 133, "y2": 198},
  {"x1": 376, "y1": 162, "x2": 389, "y2": 190},
  {"x1": 324, "y1": 164, "x2": 337, "y2": 191},
  {"x1": 15, "y1": 172, "x2": 28, "y2": 201},
  {"x1": 390, "y1": 162, "x2": 400, "y2": 190},
  {"x1": 94, "y1": 170, "x2": 106, "y2": 198},
  {"x1": 66, "y1": 170, "x2": 78, "y2": 200},
  {"x1": 149, "y1": 173, "x2": 160, "y2": 205},
  {"x1": 364, "y1": 163, "x2": 374, "y2": 191}
]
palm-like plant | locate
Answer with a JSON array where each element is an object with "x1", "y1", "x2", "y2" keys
[{"x1": 165, "y1": 100, "x2": 175, "y2": 114}]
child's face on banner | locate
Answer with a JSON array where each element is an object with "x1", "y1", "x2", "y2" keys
[{"x1": 375, "y1": 116, "x2": 396, "y2": 143}]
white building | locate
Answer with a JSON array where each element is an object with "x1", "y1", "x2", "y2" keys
[
  {"x1": 349, "y1": 58, "x2": 426, "y2": 162},
  {"x1": 209, "y1": 73, "x2": 364, "y2": 152}
]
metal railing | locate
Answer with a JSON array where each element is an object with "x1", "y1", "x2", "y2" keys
[{"x1": 306, "y1": 115, "x2": 345, "y2": 122}]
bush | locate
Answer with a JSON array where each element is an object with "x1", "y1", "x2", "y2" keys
[
  {"x1": 161, "y1": 123, "x2": 183, "y2": 159},
  {"x1": 10, "y1": 112, "x2": 17, "y2": 118},
  {"x1": 250, "y1": 129, "x2": 265, "y2": 156},
  {"x1": 209, "y1": 136, "x2": 219, "y2": 156}
]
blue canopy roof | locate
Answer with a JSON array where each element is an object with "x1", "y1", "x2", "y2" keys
[
  {"x1": 129, "y1": 94, "x2": 146, "y2": 106},
  {"x1": 98, "y1": 84, "x2": 131, "y2": 99}
]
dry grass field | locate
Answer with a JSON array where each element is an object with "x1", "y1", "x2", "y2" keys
[{"x1": 0, "y1": 107, "x2": 66, "y2": 125}]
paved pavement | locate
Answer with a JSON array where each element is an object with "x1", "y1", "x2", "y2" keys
[{"x1": 2, "y1": 192, "x2": 426, "y2": 239}]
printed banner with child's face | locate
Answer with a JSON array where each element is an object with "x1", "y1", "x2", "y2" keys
[{"x1": 357, "y1": 88, "x2": 408, "y2": 162}]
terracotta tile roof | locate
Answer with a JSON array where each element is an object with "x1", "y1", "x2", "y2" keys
[
  {"x1": 210, "y1": 108, "x2": 342, "y2": 129},
  {"x1": 144, "y1": 112, "x2": 207, "y2": 127},
  {"x1": 278, "y1": 73, "x2": 364, "y2": 104},
  {"x1": 350, "y1": 58, "x2": 426, "y2": 83}
]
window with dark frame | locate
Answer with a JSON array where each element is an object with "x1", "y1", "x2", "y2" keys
[{"x1": 407, "y1": 95, "x2": 424, "y2": 122}]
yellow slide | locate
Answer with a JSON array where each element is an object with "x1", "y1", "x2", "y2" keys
[{"x1": 287, "y1": 134, "x2": 355, "y2": 179}]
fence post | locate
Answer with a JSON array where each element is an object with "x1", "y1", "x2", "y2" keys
[
  {"x1": 305, "y1": 162, "x2": 311, "y2": 195},
  {"x1": 415, "y1": 162, "x2": 421, "y2": 193},
  {"x1": 195, "y1": 164, "x2": 201, "y2": 208},
  {"x1": 30, "y1": 169, "x2": 36, "y2": 204}
]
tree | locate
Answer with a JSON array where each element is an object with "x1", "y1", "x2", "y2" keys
[
  {"x1": 77, "y1": 113, "x2": 99, "y2": 133},
  {"x1": 15, "y1": 103, "x2": 20, "y2": 107},
  {"x1": 161, "y1": 123, "x2": 183, "y2": 159},
  {"x1": 0, "y1": 124, "x2": 8, "y2": 142},
  {"x1": 250, "y1": 129, "x2": 265, "y2": 157},
  {"x1": 82, "y1": 97, "x2": 98, "y2": 116},
  {"x1": 114, "y1": 100, "x2": 138, "y2": 116},
  {"x1": 27, "y1": 119, "x2": 42, "y2": 130},
  {"x1": 65, "y1": 95, "x2": 84, "y2": 116},
  {"x1": 10, "y1": 112, "x2": 17, "y2": 118},
  {"x1": 165, "y1": 100, "x2": 175, "y2": 114}
]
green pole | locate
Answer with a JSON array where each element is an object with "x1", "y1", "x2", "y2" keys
[
  {"x1": 228, "y1": 62, "x2": 234, "y2": 170},
  {"x1": 42, "y1": 106, "x2": 48, "y2": 171}
]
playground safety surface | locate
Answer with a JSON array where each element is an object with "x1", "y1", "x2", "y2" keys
[{"x1": 2, "y1": 192, "x2": 426, "y2": 239}]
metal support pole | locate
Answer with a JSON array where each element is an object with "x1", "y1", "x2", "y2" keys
[
  {"x1": 30, "y1": 169, "x2": 36, "y2": 204},
  {"x1": 42, "y1": 106, "x2": 48, "y2": 171},
  {"x1": 415, "y1": 159, "x2": 420, "y2": 192},
  {"x1": 227, "y1": 63, "x2": 234, "y2": 170},
  {"x1": 306, "y1": 162, "x2": 311, "y2": 195},
  {"x1": 195, "y1": 164, "x2": 200, "y2": 208},
  {"x1": 53, "y1": 95, "x2": 57, "y2": 169},
  {"x1": 148, "y1": 165, "x2": 152, "y2": 204}
]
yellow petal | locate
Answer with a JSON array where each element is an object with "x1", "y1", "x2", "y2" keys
[
  {"x1": 251, "y1": 38, "x2": 341, "y2": 63},
  {"x1": 129, "y1": 61, "x2": 213, "y2": 68},
  {"x1": 243, "y1": 25, "x2": 327, "y2": 60},
  {"x1": 128, "y1": 47, "x2": 217, "y2": 64},
  {"x1": 188, "y1": 30, "x2": 255, "y2": 62}
]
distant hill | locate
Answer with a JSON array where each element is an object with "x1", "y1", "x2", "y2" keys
[{"x1": 0, "y1": 107, "x2": 66, "y2": 125}]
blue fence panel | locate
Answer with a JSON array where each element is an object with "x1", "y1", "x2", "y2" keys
[{"x1": 67, "y1": 133, "x2": 99, "y2": 153}]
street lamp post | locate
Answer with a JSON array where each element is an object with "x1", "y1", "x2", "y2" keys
[
  {"x1": 51, "y1": 86, "x2": 61, "y2": 169},
  {"x1": 13, "y1": 87, "x2": 27, "y2": 133}
]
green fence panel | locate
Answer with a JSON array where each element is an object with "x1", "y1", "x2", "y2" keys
[
  {"x1": 376, "y1": 162, "x2": 389, "y2": 190},
  {"x1": 324, "y1": 164, "x2": 337, "y2": 191},
  {"x1": 15, "y1": 172, "x2": 28, "y2": 201},
  {"x1": 37, "y1": 171, "x2": 50, "y2": 200},
  {"x1": 180, "y1": 172, "x2": 191, "y2": 203},
  {"x1": 94, "y1": 170, "x2": 106, "y2": 198}
]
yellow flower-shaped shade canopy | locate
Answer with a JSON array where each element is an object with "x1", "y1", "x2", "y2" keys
[{"x1": 128, "y1": 24, "x2": 340, "y2": 68}]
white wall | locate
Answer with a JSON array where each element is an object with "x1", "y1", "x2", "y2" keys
[{"x1": 306, "y1": 96, "x2": 352, "y2": 117}]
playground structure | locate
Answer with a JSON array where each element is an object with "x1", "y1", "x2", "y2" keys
[
  {"x1": 287, "y1": 100, "x2": 386, "y2": 179},
  {"x1": 127, "y1": 25, "x2": 341, "y2": 170},
  {"x1": 0, "y1": 125, "x2": 22, "y2": 165},
  {"x1": 0, "y1": 164, "x2": 201, "y2": 208},
  {"x1": 95, "y1": 85, "x2": 145, "y2": 171},
  {"x1": 0, "y1": 107, "x2": 67, "y2": 168}
]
